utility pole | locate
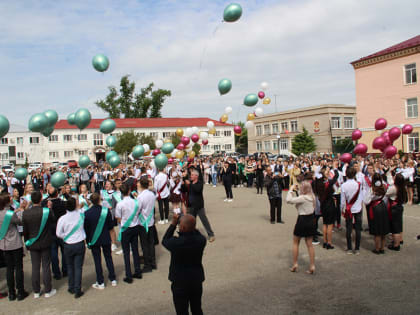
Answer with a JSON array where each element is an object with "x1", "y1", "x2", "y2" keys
[{"x1": 273, "y1": 94, "x2": 279, "y2": 113}]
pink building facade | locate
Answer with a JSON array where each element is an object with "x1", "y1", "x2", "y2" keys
[{"x1": 351, "y1": 35, "x2": 420, "y2": 152}]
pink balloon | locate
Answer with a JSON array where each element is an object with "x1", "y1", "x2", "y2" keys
[
  {"x1": 234, "y1": 125, "x2": 242, "y2": 135},
  {"x1": 177, "y1": 143, "x2": 185, "y2": 150},
  {"x1": 191, "y1": 134, "x2": 199, "y2": 143},
  {"x1": 202, "y1": 139, "x2": 208, "y2": 145},
  {"x1": 388, "y1": 127, "x2": 401, "y2": 142},
  {"x1": 402, "y1": 124, "x2": 413, "y2": 135},
  {"x1": 187, "y1": 157, "x2": 194, "y2": 162},
  {"x1": 384, "y1": 145, "x2": 397, "y2": 159},
  {"x1": 168, "y1": 158, "x2": 174, "y2": 164},
  {"x1": 372, "y1": 136, "x2": 386, "y2": 150},
  {"x1": 340, "y1": 153, "x2": 352, "y2": 164},
  {"x1": 353, "y1": 143, "x2": 368, "y2": 155},
  {"x1": 152, "y1": 149, "x2": 161, "y2": 156},
  {"x1": 381, "y1": 131, "x2": 391, "y2": 146},
  {"x1": 258, "y1": 91, "x2": 265, "y2": 99},
  {"x1": 374, "y1": 118, "x2": 387, "y2": 130},
  {"x1": 181, "y1": 136, "x2": 190, "y2": 146},
  {"x1": 351, "y1": 129, "x2": 362, "y2": 141}
]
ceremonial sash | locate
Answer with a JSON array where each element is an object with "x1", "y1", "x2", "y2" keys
[
  {"x1": 25, "y1": 195, "x2": 31, "y2": 202},
  {"x1": 88, "y1": 207, "x2": 108, "y2": 248},
  {"x1": 0, "y1": 210, "x2": 14, "y2": 240},
  {"x1": 25, "y1": 208, "x2": 49, "y2": 247},
  {"x1": 43, "y1": 193, "x2": 48, "y2": 200},
  {"x1": 101, "y1": 190, "x2": 112, "y2": 206},
  {"x1": 64, "y1": 212, "x2": 85, "y2": 243},
  {"x1": 368, "y1": 198, "x2": 384, "y2": 221},
  {"x1": 343, "y1": 183, "x2": 361, "y2": 220},
  {"x1": 12, "y1": 199, "x2": 20, "y2": 209},
  {"x1": 113, "y1": 191, "x2": 122, "y2": 203},
  {"x1": 157, "y1": 179, "x2": 167, "y2": 201},
  {"x1": 139, "y1": 207, "x2": 154, "y2": 233},
  {"x1": 79, "y1": 195, "x2": 89, "y2": 211},
  {"x1": 387, "y1": 199, "x2": 398, "y2": 221},
  {"x1": 117, "y1": 199, "x2": 139, "y2": 242},
  {"x1": 365, "y1": 176, "x2": 372, "y2": 188}
]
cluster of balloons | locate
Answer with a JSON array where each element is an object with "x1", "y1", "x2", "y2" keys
[
  {"x1": 67, "y1": 108, "x2": 92, "y2": 130},
  {"x1": 28, "y1": 110, "x2": 59, "y2": 137}
]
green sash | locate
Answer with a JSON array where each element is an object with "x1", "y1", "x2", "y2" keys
[
  {"x1": 113, "y1": 191, "x2": 122, "y2": 203},
  {"x1": 12, "y1": 199, "x2": 20, "y2": 209},
  {"x1": 117, "y1": 199, "x2": 139, "y2": 242},
  {"x1": 0, "y1": 210, "x2": 14, "y2": 241},
  {"x1": 101, "y1": 190, "x2": 112, "y2": 206},
  {"x1": 25, "y1": 208, "x2": 49, "y2": 247},
  {"x1": 64, "y1": 212, "x2": 85, "y2": 243},
  {"x1": 25, "y1": 195, "x2": 31, "y2": 202},
  {"x1": 139, "y1": 207, "x2": 154, "y2": 233},
  {"x1": 79, "y1": 195, "x2": 89, "y2": 211},
  {"x1": 88, "y1": 207, "x2": 108, "y2": 248},
  {"x1": 43, "y1": 193, "x2": 49, "y2": 200}
]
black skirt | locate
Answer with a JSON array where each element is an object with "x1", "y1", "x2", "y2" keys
[
  {"x1": 321, "y1": 199, "x2": 335, "y2": 225},
  {"x1": 390, "y1": 204, "x2": 404, "y2": 234},
  {"x1": 369, "y1": 201, "x2": 390, "y2": 236},
  {"x1": 294, "y1": 214, "x2": 316, "y2": 237},
  {"x1": 169, "y1": 193, "x2": 182, "y2": 203}
]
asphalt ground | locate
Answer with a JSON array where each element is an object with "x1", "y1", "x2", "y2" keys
[{"x1": 1, "y1": 184, "x2": 419, "y2": 315}]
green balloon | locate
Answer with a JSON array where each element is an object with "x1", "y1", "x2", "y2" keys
[
  {"x1": 15, "y1": 168, "x2": 28, "y2": 181},
  {"x1": 244, "y1": 93, "x2": 258, "y2": 107},
  {"x1": 51, "y1": 171, "x2": 66, "y2": 188},
  {"x1": 218, "y1": 79, "x2": 232, "y2": 95},
  {"x1": 28, "y1": 113, "x2": 48, "y2": 132},
  {"x1": 161, "y1": 142, "x2": 174, "y2": 154},
  {"x1": 79, "y1": 155, "x2": 90, "y2": 168},
  {"x1": 67, "y1": 113, "x2": 76, "y2": 125},
  {"x1": 41, "y1": 126, "x2": 54, "y2": 137},
  {"x1": 109, "y1": 155, "x2": 120, "y2": 168},
  {"x1": 43, "y1": 109, "x2": 58, "y2": 127},
  {"x1": 106, "y1": 150, "x2": 118, "y2": 162},
  {"x1": 223, "y1": 3, "x2": 243, "y2": 22},
  {"x1": 92, "y1": 54, "x2": 110, "y2": 72},
  {"x1": 154, "y1": 153, "x2": 168, "y2": 170},
  {"x1": 106, "y1": 135, "x2": 117, "y2": 147},
  {"x1": 75, "y1": 108, "x2": 91, "y2": 130},
  {"x1": 100, "y1": 119, "x2": 116, "y2": 134},
  {"x1": 132, "y1": 145, "x2": 145, "y2": 159},
  {"x1": 0, "y1": 115, "x2": 10, "y2": 138}
]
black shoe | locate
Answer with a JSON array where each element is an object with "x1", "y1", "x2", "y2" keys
[
  {"x1": 323, "y1": 243, "x2": 327, "y2": 249},
  {"x1": 326, "y1": 244, "x2": 335, "y2": 250},
  {"x1": 152, "y1": 265, "x2": 157, "y2": 270},
  {"x1": 8, "y1": 292, "x2": 16, "y2": 301},
  {"x1": 53, "y1": 275, "x2": 62, "y2": 280},
  {"x1": 372, "y1": 249, "x2": 381, "y2": 255},
  {"x1": 17, "y1": 291, "x2": 29, "y2": 301},
  {"x1": 400, "y1": 240, "x2": 404, "y2": 245},
  {"x1": 133, "y1": 273, "x2": 143, "y2": 279},
  {"x1": 68, "y1": 288, "x2": 75, "y2": 294},
  {"x1": 388, "y1": 245, "x2": 400, "y2": 251},
  {"x1": 379, "y1": 249, "x2": 385, "y2": 254},
  {"x1": 417, "y1": 235, "x2": 420, "y2": 240},
  {"x1": 141, "y1": 268, "x2": 152, "y2": 274},
  {"x1": 74, "y1": 291, "x2": 84, "y2": 299},
  {"x1": 123, "y1": 277, "x2": 133, "y2": 284},
  {"x1": 270, "y1": 221, "x2": 275, "y2": 224}
]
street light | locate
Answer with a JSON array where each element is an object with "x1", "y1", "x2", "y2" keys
[{"x1": 277, "y1": 134, "x2": 281, "y2": 155}]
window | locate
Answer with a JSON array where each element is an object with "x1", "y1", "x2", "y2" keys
[
  {"x1": 138, "y1": 132, "x2": 145, "y2": 137},
  {"x1": 1, "y1": 138, "x2": 8, "y2": 144},
  {"x1": 406, "y1": 98, "x2": 418, "y2": 118},
  {"x1": 77, "y1": 134, "x2": 87, "y2": 141},
  {"x1": 163, "y1": 132, "x2": 173, "y2": 138},
  {"x1": 272, "y1": 123, "x2": 279, "y2": 134},
  {"x1": 291, "y1": 120, "x2": 298, "y2": 132},
  {"x1": 64, "y1": 151, "x2": 73, "y2": 158},
  {"x1": 213, "y1": 145, "x2": 221, "y2": 151},
  {"x1": 17, "y1": 152, "x2": 25, "y2": 159},
  {"x1": 256, "y1": 125, "x2": 262, "y2": 136},
  {"x1": 281, "y1": 122, "x2": 288, "y2": 133},
  {"x1": 343, "y1": 117, "x2": 354, "y2": 129},
  {"x1": 405, "y1": 63, "x2": 417, "y2": 84},
  {"x1": 345, "y1": 136, "x2": 352, "y2": 140},
  {"x1": 224, "y1": 130, "x2": 232, "y2": 137},
  {"x1": 225, "y1": 144, "x2": 232, "y2": 150},
  {"x1": 331, "y1": 117, "x2": 341, "y2": 129},
  {"x1": 280, "y1": 139, "x2": 288, "y2": 150},
  {"x1": 264, "y1": 124, "x2": 270, "y2": 135},
  {"x1": 49, "y1": 135, "x2": 58, "y2": 142},
  {"x1": 29, "y1": 137, "x2": 39, "y2": 144},
  {"x1": 332, "y1": 136, "x2": 341, "y2": 144},
  {"x1": 256, "y1": 141, "x2": 262, "y2": 151},
  {"x1": 63, "y1": 135, "x2": 72, "y2": 142},
  {"x1": 93, "y1": 134, "x2": 103, "y2": 146},
  {"x1": 49, "y1": 152, "x2": 59, "y2": 159},
  {"x1": 272, "y1": 141, "x2": 278, "y2": 151},
  {"x1": 16, "y1": 137, "x2": 23, "y2": 145},
  {"x1": 202, "y1": 145, "x2": 210, "y2": 151},
  {"x1": 150, "y1": 132, "x2": 158, "y2": 139},
  {"x1": 214, "y1": 131, "x2": 221, "y2": 137},
  {"x1": 264, "y1": 141, "x2": 271, "y2": 151},
  {"x1": 1, "y1": 153, "x2": 8, "y2": 160},
  {"x1": 79, "y1": 150, "x2": 88, "y2": 156},
  {"x1": 408, "y1": 132, "x2": 419, "y2": 152}
]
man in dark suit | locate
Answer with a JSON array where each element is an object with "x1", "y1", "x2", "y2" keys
[
  {"x1": 84, "y1": 193, "x2": 116, "y2": 288},
  {"x1": 162, "y1": 213, "x2": 207, "y2": 315},
  {"x1": 22, "y1": 191, "x2": 56, "y2": 298}
]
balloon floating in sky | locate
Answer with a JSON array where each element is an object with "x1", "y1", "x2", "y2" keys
[
  {"x1": 176, "y1": 128, "x2": 184, "y2": 137},
  {"x1": 155, "y1": 153, "x2": 168, "y2": 170},
  {"x1": 207, "y1": 121, "x2": 215, "y2": 129},
  {"x1": 191, "y1": 134, "x2": 199, "y2": 143},
  {"x1": 75, "y1": 108, "x2": 91, "y2": 130},
  {"x1": 0, "y1": 115, "x2": 10, "y2": 138},
  {"x1": 402, "y1": 124, "x2": 413, "y2": 135},
  {"x1": 161, "y1": 142, "x2": 175, "y2": 154},
  {"x1": 220, "y1": 114, "x2": 228, "y2": 123},
  {"x1": 340, "y1": 153, "x2": 352, "y2": 164},
  {"x1": 106, "y1": 135, "x2": 116, "y2": 147},
  {"x1": 353, "y1": 143, "x2": 368, "y2": 155},
  {"x1": 155, "y1": 139, "x2": 164, "y2": 149},
  {"x1": 255, "y1": 107, "x2": 264, "y2": 117},
  {"x1": 106, "y1": 150, "x2": 118, "y2": 162},
  {"x1": 372, "y1": 136, "x2": 386, "y2": 151},
  {"x1": 92, "y1": 54, "x2": 110, "y2": 72},
  {"x1": 374, "y1": 118, "x2": 387, "y2": 131},
  {"x1": 51, "y1": 171, "x2": 66, "y2": 188},
  {"x1": 100, "y1": 119, "x2": 116, "y2": 134},
  {"x1": 41, "y1": 126, "x2": 54, "y2": 137},
  {"x1": 388, "y1": 127, "x2": 401, "y2": 142},
  {"x1": 245, "y1": 120, "x2": 254, "y2": 129},
  {"x1": 109, "y1": 155, "x2": 120, "y2": 168},
  {"x1": 260, "y1": 82, "x2": 269, "y2": 90},
  {"x1": 14, "y1": 168, "x2": 28, "y2": 181},
  {"x1": 67, "y1": 113, "x2": 76, "y2": 125},
  {"x1": 234, "y1": 125, "x2": 242, "y2": 135},
  {"x1": 224, "y1": 106, "x2": 233, "y2": 115},
  {"x1": 28, "y1": 113, "x2": 48, "y2": 133},
  {"x1": 218, "y1": 79, "x2": 232, "y2": 95},
  {"x1": 247, "y1": 113, "x2": 255, "y2": 121},
  {"x1": 132, "y1": 145, "x2": 145, "y2": 159},
  {"x1": 78, "y1": 155, "x2": 90, "y2": 169},
  {"x1": 384, "y1": 145, "x2": 397, "y2": 159},
  {"x1": 223, "y1": 3, "x2": 243, "y2": 22},
  {"x1": 262, "y1": 97, "x2": 271, "y2": 105},
  {"x1": 43, "y1": 110, "x2": 59, "y2": 128},
  {"x1": 351, "y1": 129, "x2": 362, "y2": 141},
  {"x1": 244, "y1": 94, "x2": 258, "y2": 107},
  {"x1": 258, "y1": 91, "x2": 265, "y2": 99}
]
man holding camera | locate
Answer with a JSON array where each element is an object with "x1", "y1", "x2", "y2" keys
[{"x1": 264, "y1": 166, "x2": 284, "y2": 224}]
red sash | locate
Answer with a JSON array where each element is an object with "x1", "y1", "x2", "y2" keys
[
  {"x1": 321, "y1": 181, "x2": 330, "y2": 202},
  {"x1": 387, "y1": 199, "x2": 397, "y2": 220},
  {"x1": 344, "y1": 183, "x2": 361, "y2": 219},
  {"x1": 157, "y1": 175, "x2": 168, "y2": 200},
  {"x1": 368, "y1": 198, "x2": 383, "y2": 221},
  {"x1": 365, "y1": 176, "x2": 372, "y2": 188}
]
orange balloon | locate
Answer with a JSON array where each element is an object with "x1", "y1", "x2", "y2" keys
[
  {"x1": 220, "y1": 114, "x2": 228, "y2": 123},
  {"x1": 263, "y1": 97, "x2": 271, "y2": 105},
  {"x1": 176, "y1": 128, "x2": 184, "y2": 137},
  {"x1": 247, "y1": 113, "x2": 255, "y2": 121},
  {"x1": 144, "y1": 151, "x2": 151, "y2": 156},
  {"x1": 188, "y1": 151, "x2": 196, "y2": 158},
  {"x1": 208, "y1": 128, "x2": 216, "y2": 135}
]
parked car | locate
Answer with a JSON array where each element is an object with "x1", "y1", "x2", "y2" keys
[
  {"x1": 68, "y1": 160, "x2": 78, "y2": 168},
  {"x1": 28, "y1": 162, "x2": 42, "y2": 172},
  {"x1": 1, "y1": 165, "x2": 14, "y2": 174},
  {"x1": 51, "y1": 161, "x2": 60, "y2": 168}
]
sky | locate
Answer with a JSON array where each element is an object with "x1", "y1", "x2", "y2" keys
[{"x1": 1, "y1": 0, "x2": 420, "y2": 126}]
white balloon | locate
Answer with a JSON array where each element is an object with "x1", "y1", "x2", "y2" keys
[
  {"x1": 207, "y1": 121, "x2": 215, "y2": 129},
  {"x1": 185, "y1": 128, "x2": 193, "y2": 137},
  {"x1": 245, "y1": 121, "x2": 254, "y2": 129},
  {"x1": 255, "y1": 107, "x2": 264, "y2": 116},
  {"x1": 186, "y1": 146, "x2": 192, "y2": 152},
  {"x1": 192, "y1": 126, "x2": 199, "y2": 134},
  {"x1": 143, "y1": 144, "x2": 150, "y2": 152},
  {"x1": 224, "y1": 106, "x2": 233, "y2": 115},
  {"x1": 155, "y1": 139, "x2": 163, "y2": 149},
  {"x1": 171, "y1": 149, "x2": 178, "y2": 158},
  {"x1": 260, "y1": 82, "x2": 269, "y2": 90},
  {"x1": 200, "y1": 132, "x2": 208, "y2": 140}
]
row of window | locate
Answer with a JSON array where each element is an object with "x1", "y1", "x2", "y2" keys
[
  {"x1": 201, "y1": 144, "x2": 232, "y2": 151},
  {"x1": 0, "y1": 137, "x2": 40, "y2": 145},
  {"x1": 48, "y1": 150, "x2": 88, "y2": 159},
  {"x1": 256, "y1": 139, "x2": 289, "y2": 151},
  {"x1": 256, "y1": 121, "x2": 298, "y2": 136},
  {"x1": 330, "y1": 117, "x2": 354, "y2": 129}
]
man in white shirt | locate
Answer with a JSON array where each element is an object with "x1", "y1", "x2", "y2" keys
[
  {"x1": 154, "y1": 169, "x2": 170, "y2": 224},
  {"x1": 137, "y1": 177, "x2": 157, "y2": 273},
  {"x1": 340, "y1": 167, "x2": 364, "y2": 254},
  {"x1": 115, "y1": 184, "x2": 142, "y2": 283}
]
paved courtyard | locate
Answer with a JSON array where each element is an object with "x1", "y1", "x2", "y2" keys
[{"x1": 1, "y1": 185, "x2": 419, "y2": 315}]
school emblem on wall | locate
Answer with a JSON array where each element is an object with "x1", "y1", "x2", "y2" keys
[{"x1": 314, "y1": 121, "x2": 320, "y2": 133}]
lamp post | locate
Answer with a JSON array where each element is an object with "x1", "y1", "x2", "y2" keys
[{"x1": 277, "y1": 134, "x2": 281, "y2": 155}]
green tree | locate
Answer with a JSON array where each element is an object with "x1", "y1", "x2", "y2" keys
[
  {"x1": 114, "y1": 130, "x2": 140, "y2": 155},
  {"x1": 139, "y1": 135, "x2": 156, "y2": 151},
  {"x1": 192, "y1": 143, "x2": 201, "y2": 156},
  {"x1": 170, "y1": 134, "x2": 181, "y2": 148},
  {"x1": 332, "y1": 138, "x2": 355, "y2": 154},
  {"x1": 96, "y1": 75, "x2": 171, "y2": 118},
  {"x1": 233, "y1": 121, "x2": 248, "y2": 154},
  {"x1": 291, "y1": 127, "x2": 317, "y2": 155}
]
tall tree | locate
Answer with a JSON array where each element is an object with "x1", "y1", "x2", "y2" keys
[
  {"x1": 291, "y1": 127, "x2": 316, "y2": 155},
  {"x1": 332, "y1": 138, "x2": 355, "y2": 154},
  {"x1": 96, "y1": 75, "x2": 171, "y2": 118},
  {"x1": 114, "y1": 130, "x2": 140, "y2": 156},
  {"x1": 233, "y1": 121, "x2": 248, "y2": 154}
]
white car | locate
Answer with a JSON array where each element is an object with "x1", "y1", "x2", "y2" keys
[
  {"x1": 28, "y1": 162, "x2": 42, "y2": 172},
  {"x1": 1, "y1": 165, "x2": 14, "y2": 174}
]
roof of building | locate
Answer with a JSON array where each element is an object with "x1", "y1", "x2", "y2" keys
[
  {"x1": 255, "y1": 104, "x2": 355, "y2": 120},
  {"x1": 55, "y1": 117, "x2": 232, "y2": 129},
  {"x1": 351, "y1": 34, "x2": 420, "y2": 64}
]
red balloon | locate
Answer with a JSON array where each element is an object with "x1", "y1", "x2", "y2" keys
[
  {"x1": 351, "y1": 129, "x2": 362, "y2": 141},
  {"x1": 388, "y1": 127, "x2": 401, "y2": 142},
  {"x1": 372, "y1": 136, "x2": 386, "y2": 150},
  {"x1": 375, "y1": 118, "x2": 387, "y2": 130},
  {"x1": 168, "y1": 158, "x2": 174, "y2": 164},
  {"x1": 258, "y1": 91, "x2": 265, "y2": 99},
  {"x1": 353, "y1": 143, "x2": 368, "y2": 155},
  {"x1": 181, "y1": 136, "x2": 190, "y2": 146},
  {"x1": 402, "y1": 124, "x2": 413, "y2": 135},
  {"x1": 384, "y1": 145, "x2": 397, "y2": 159},
  {"x1": 340, "y1": 153, "x2": 352, "y2": 164},
  {"x1": 177, "y1": 143, "x2": 185, "y2": 150},
  {"x1": 202, "y1": 139, "x2": 208, "y2": 145},
  {"x1": 191, "y1": 134, "x2": 199, "y2": 143},
  {"x1": 381, "y1": 131, "x2": 391, "y2": 146},
  {"x1": 234, "y1": 125, "x2": 242, "y2": 135},
  {"x1": 152, "y1": 149, "x2": 161, "y2": 156},
  {"x1": 187, "y1": 157, "x2": 194, "y2": 162}
]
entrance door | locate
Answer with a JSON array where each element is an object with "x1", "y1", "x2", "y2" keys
[{"x1": 96, "y1": 152, "x2": 105, "y2": 163}]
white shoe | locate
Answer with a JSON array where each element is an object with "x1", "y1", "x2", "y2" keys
[
  {"x1": 213, "y1": 185, "x2": 216, "y2": 187},
  {"x1": 111, "y1": 244, "x2": 118, "y2": 251},
  {"x1": 115, "y1": 249, "x2": 123, "y2": 255},
  {"x1": 164, "y1": 219, "x2": 168, "y2": 224},
  {"x1": 228, "y1": 199, "x2": 233, "y2": 202},
  {"x1": 45, "y1": 289, "x2": 56, "y2": 298},
  {"x1": 92, "y1": 282, "x2": 105, "y2": 290},
  {"x1": 111, "y1": 280, "x2": 117, "y2": 287},
  {"x1": 158, "y1": 220, "x2": 164, "y2": 225},
  {"x1": 224, "y1": 199, "x2": 228, "y2": 202},
  {"x1": 34, "y1": 293, "x2": 41, "y2": 299}
]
